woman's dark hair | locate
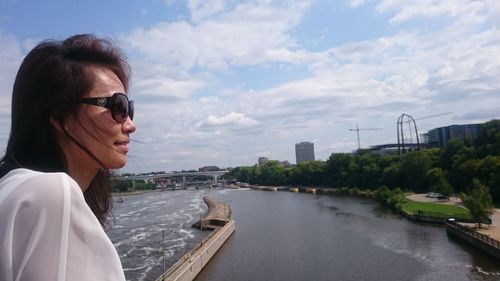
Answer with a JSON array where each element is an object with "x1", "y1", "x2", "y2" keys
[{"x1": 0, "y1": 34, "x2": 131, "y2": 227}]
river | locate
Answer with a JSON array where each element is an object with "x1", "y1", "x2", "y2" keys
[{"x1": 107, "y1": 188, "x2": 500, "y2": 281}]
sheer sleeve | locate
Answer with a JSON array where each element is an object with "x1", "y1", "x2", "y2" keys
[{"x1": 0, "y1": 170, "x2": 125, "y2": 281}]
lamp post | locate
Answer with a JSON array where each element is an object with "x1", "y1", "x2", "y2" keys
[
  {"x1": 162, "y1": 230, "x2": 166, "y2": 273},
  {"x1": 200, "y1": 213, "x2": 203, "y2": 246}
]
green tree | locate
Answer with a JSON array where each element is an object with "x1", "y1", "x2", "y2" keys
[
  {"x1": 474, "y1": 119, "x2": 500, "y2": 158},
  {"x1": 427, "y1": 167, "x2": 452, "y2": 196},
  {"x1": 356, "y1": 152, "x2": 383, "y2": 189},
  {"x1": 440, "y1": 139, "x2": 464, "y2": 170},
  {"x1": 400, "y1": 150, "x2": 432, "y2": 192},
  {"x1": 421, "y1": 147, "x2": 442, "y2": 167},
  {"x1": 374, "y1": 185, "x2": 392, "y2": 203},
  {"x1": 427, "y1": 167, "x2": 442, "y2": 184},
  {"x1": 435, "y1": 177, "x2": 453, "y2": 197},
  {"x1": 325, "y1": 153, "x2": 354, "y2": 187},
  {"x1": 461, "y1": 179, "x2": 494, "y2": 227},
  {"x1": 111, "y1": 180, "x2": 132, "y2": 192},
  {"x1": 477, "y1": 156, "x2": 500, "y2": 203},
  {"x1": 382, "y1": 162, "x2": 401, "y2": 189},
  {"x1": 240, "y1": 166, "x2": 253, "y2": 183},
  {"x1": 449, "y1": 145, "x2": 476, "y2": 192},
  {"x1": 292, "y1": 160, "x2": 326, "y2": 186},
  {"x1": 259, "y1": 161, "x2": 287, "y2": 186},
  {"x1": 133, "y1": 180, "x2": 156, "y2": 190},
  {"x1": 456, "y1": 159, "x2": 481, "y2": 191}
]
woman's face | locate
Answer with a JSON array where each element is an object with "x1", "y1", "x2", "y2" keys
[{"x1": 65, "y1": 66, "x2": 136, "y2": 169}]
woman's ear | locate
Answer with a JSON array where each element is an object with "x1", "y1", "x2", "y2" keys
[{"x1": 49, "y1": 115, "x2": 66, "y2": 133}]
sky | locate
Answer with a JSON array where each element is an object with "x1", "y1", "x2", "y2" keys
[{"x1": 1, "y1": 0, "x2": 499, "y2": 173}]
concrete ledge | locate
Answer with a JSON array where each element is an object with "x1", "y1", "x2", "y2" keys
[
  {"x1": 305, "y1": 188, "x2": 316, "y2": 194},
  {"x1": 156, "y1": 220, "x2": 235, "y2": 281},
  {"x1": 192, "y1": 196, "x2": 231, "y2": 230}
]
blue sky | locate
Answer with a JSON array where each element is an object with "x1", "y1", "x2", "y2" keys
[{"x1": 1, "y1": 0, "x2": 500, "y2": 173}]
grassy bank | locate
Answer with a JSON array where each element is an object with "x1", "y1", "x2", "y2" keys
[
  {"x1": 315, "y1": 186, "x2": 473, "y2": 220},
  {"x1": 400, "y1": 200, "x2": 471, "y2": 219}
]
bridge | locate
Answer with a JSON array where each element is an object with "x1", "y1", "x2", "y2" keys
[{"x1": 115, "y1": 170, "x2": 229, "y2": 189}]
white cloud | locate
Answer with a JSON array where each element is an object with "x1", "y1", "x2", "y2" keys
[
  {"x1": 348, "y1": 0, "x2": 370, "y2": 7},
  {"x1": 188, "y1": 0, "x2": 227, "y2": 22},
  {"x1": 258, "y1": 151, "x2": 271, "y2": 157},
  {"x1": 123, "y1": 1, "x2": 313, "y2": 71},
  {"x1": 199, "y1": 96, "x2": 220, "y2": 103},
  {"x1": 457, "y1": 107, "x2": 500, "y2": 122},
  {"x1": 483, "y1": 0, "x2": 500, "y2": 15},
  {"x1": 21, "y1": 37, "x2": 41, "y2": 51},
  {"x1": 130, "y1": 59, "x2": 205, "y2": 100},
  {"x1": 202, "y1": 112, "x2": 258, "y2": 127},
  {"x1": 376, "y1": 0, "x2": 486, "y2": 24}
]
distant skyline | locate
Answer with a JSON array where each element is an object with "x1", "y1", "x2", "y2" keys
[{"x1": 1, "y1": 0, "x2": 499, "y2": 173}]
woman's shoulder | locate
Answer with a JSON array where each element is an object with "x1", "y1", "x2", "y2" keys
[{"x1": 0, "y1": 168, "x2": 81, "y2": 208}]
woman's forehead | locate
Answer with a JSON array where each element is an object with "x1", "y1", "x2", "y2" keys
[{"x1": 88, "y1": 66, "x2": 125, "y2": 97}]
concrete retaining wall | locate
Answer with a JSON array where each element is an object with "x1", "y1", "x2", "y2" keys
[
  {"x1": 398, "y1": 210, "x2": 448, "y2": 224},
  {"x1": 446, "y1": 220, "x2": 500, "y2": 259},
  {"x1": 156, "y1": 220, "x2": 236, "y2": 281},
  {"x1": 398, "y1": 209, "x2": 476, "y2": 224}
]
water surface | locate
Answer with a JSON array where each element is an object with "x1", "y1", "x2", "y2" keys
[
  {"x1": 108, "y1": 189, "x2": 500, "y2": 281},
  {"x1": 196, "y1": 189, "x2": 500, "y2": 281}
]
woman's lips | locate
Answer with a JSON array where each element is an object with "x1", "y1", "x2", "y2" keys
[{"x1": 114, "y1": 141, "x2": 129, "y2": 153}]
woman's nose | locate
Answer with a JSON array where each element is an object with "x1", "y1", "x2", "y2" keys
[{"x1": 122, "y1": 117, "x2": 136, "y2": 134}]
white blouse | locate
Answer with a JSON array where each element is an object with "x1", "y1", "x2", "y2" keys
[{"x1": 0, "y1": 168, "x2": 125, "y2": 281}]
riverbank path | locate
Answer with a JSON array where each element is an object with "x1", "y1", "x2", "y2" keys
[
  {"x1": 407, "y1": 193, "x2": 500, "y2": 241},
  {"x1": 476, "y1": 209, "x2": 500, "y2": 241}
]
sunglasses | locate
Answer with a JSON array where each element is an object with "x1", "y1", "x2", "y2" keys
[{"x1": 80, "y1": 93, "x2": 134, "y2": 123}]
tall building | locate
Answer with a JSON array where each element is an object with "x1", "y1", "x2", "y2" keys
[
  {"x1": 258, "y1": 157, "x2": 269, "y2": 166},
  {"x1": 295, "y1": 142, "x2": 315, "y2": 164},
  {"x1": 424, "y1": 123, "x2": 482, "y2": 148}
]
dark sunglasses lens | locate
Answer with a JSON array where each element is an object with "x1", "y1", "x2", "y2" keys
[
  {"x1": 129, "y1": 101, "x2": 134, "y2": 120},
  {"x1": 113, "y1": 94, "x2": 129, "y2": 122}
]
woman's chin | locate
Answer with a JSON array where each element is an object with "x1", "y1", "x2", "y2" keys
[{"x1": 105, "y1": 155, "x2": 127, "y2": 169}]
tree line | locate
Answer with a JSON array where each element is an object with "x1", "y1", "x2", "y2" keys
[{"x1": 228, "y1": 119, "x2": 500, "y2": 204}]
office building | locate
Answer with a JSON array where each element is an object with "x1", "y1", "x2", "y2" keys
[
  {"x1": 295, "y1": 142, "x2": 315, "y2": 164},
  {"x1": 424, "y1": 123, "x2": 482, "y2": 148}
]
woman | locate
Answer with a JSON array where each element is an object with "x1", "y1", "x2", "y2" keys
[{"x1": 0, "y1": 34, "x2": 136, "y2": 281}]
